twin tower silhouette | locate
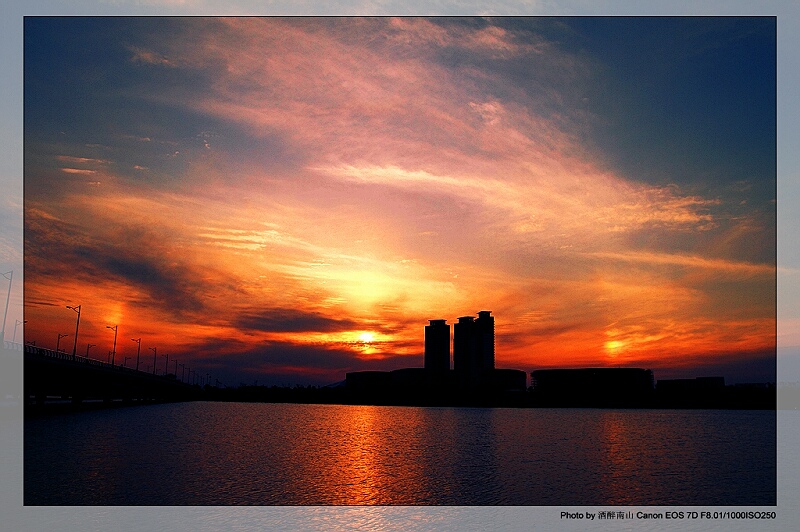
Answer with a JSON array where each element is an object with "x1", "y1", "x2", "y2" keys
[
  {"x1": 424, "y1": 311, "x2": 494, "y2": 382},
  {"x1": 347, "y1": 311, "x2": 527, "y2": 394}
]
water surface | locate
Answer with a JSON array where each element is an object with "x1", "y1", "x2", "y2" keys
[{"x1": 24, "y1": 402, "x2": 775, "y2": 505}]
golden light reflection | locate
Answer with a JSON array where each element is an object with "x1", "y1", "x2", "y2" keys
[
  {"x1": 599, "y1": 413, "x2": 641, "y2": 504},
  {"x1": 332, "y1": 406, "x2": 385, "y2": 504}
]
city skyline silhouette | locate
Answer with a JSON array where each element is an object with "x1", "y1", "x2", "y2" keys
[{"x1": 19, "y1": 306, "x2": 774, "y2": 412}]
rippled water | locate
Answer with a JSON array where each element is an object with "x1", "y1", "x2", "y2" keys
[{"x1": 24, "y1": 402, "x2": 775, "y2": 505}]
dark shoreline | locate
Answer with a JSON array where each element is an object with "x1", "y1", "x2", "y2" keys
[
  {"x1": 17, "y1": 346, "x2": 776, "y2": 417},
  {"x1": 22, "y1": 384, "x2": 776, "y2": 418}
]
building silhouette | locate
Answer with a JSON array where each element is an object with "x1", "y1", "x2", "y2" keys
[
  {"x1": 454, "y1": 310, "x2": 495, "y2": 389},
  {"x1": 424, "y1": 319, "x2": 450, "y2": 372},
  {"x1": 476, "y1": 310, "x2": 495, "y2": 369},
  {"x1": 453, "y1": 316, "x2": 476, "y2": 377}
]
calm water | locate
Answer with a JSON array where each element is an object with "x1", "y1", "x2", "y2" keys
[{"x1": 24, "y1": 402, "x2": 775, "y2": 506}]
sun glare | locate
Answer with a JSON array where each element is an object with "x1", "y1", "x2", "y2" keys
[
  {"x1": 604, "y1": 340, "x2": 625, "y2": 357},
  {"x1": 358, "y1": 332, "x2": 375, "y2": 343}
]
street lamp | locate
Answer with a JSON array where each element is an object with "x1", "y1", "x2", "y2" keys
[
  {"x1": 179, "y1": 363, "x2": 185, "y2": 383},
  {"x1": 123, "y1": 356, "x2": 131, "y2": 368},
  {"x1": 56, "y1": 333, "x2": 69, "y2": 353},
  {"x1": 149, "y1": 347, "x2": 157, "y2": 375},
  {"x1": 131, "y1": 338, "x2": 141, "y2": 371},
  {"x1": 13, "y1": 319, "x2": 26, "y2": 343},
  {"x1": 162, "y1": 353, "x2": 169, "y2": 376},
  {"x1": 86, "y1": 343, "x2": 96, "y2": 357},
  {"x1": 66, "y1": 305, "x2": 81, "y2": 357},
  {"x1": 173, "y1": 359, "x2": 178, "y2": 376},
  {"x1": 106, "y1": 325, "x2": 118, "y2": 365},
  {"x1": 1, "y1": 270, "x2": 12, "y2": 345}
]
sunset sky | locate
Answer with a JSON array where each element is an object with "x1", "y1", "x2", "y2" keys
[{"x1": 22, "y1": 17, "x2": 776, "y2": 386}]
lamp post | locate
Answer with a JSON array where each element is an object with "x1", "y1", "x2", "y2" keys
[
  {"x1": 162, "y1": 353, "x2": 169, "y2": 376},
  {"x1": 149, "y1": 347, "x2": 157, "y2": 375},
  {"x1": 179, "y1": 363, "x2": 185, "y2": 383},
  {"x1": 173, "y1": 359, "x2": 178, "y2": 376},
  {"x1": 131, "y1": 338, "x2": 141, "y2": 371},
  {"x1": 56, "y1": 333, "x2": 69, "y2": 353},
  {"x1": 86, "y1": 343, "x2": 96, "y2": 357},
  {"x1": 106, "y1": 325, "x2": 118, "y2": 365},
  {"x1": 123, "y1": 356, "x2": 131, "y2": 368},
  {"x1": 1, "y1": 270, "x2": 12, "y2": 344},
  {"x1": 13, "y1": 319, "x2": 26, "y2": 343},
  {"x1": 66, "y1": 305, "x2": 81, "y2": 357}
]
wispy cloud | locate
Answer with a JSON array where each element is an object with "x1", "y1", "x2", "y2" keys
[
  {"x1": 583, "y1": 250, "x2": 774, "y2": 277},
  {"x1": 128, "y1": 46, "x2": 178, "y2": 67},
  {"x1": 60, "y1": 168, "x2": 97, "y2": 175},
  {"x1": 56, "y1": 155, "x2": 110, "y2": 165}
]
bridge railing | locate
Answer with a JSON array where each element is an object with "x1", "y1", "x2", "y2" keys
[
  {"x1": 3, "y1": 341, "x2": 24, "y2": 352},
  {"x1": 24, "y1": 344, "x2": 169, "y2": 377}
]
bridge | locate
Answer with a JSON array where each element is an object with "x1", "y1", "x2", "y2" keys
[{"x1": 20, "y1": 343, "x2": 203, "y2": 410}]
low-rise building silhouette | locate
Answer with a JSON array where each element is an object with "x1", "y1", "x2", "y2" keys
[
  {"x1": 656, "y1": 376, "x2": 725, "y2": 392},
  {"x1": 531, "y1": 368, "x2": 654, "y2": 393},
  {"x1": 531, "y1": 368, "x2": 654, "y2": 406},
  {"x1": 485, "y1": 368, "x2": 527, "y2": 393}
]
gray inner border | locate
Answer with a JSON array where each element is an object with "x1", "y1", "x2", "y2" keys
[{"x1": 2, "y1": 1, "x2": 798, "y2": 531}]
